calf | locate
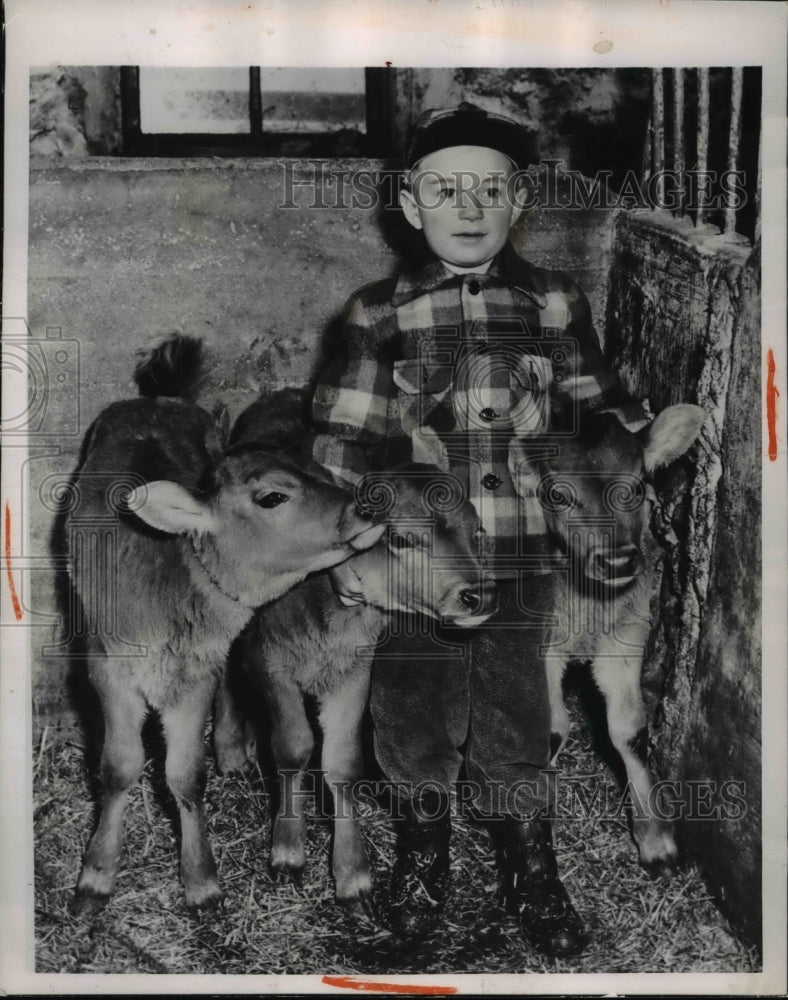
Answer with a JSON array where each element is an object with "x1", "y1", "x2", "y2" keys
[
  {"x1": 511, "y1": 404, "x2": 705, "y2": 873},
  {"x1": 68, "y1": 337, "x2": 384, "y2": 915},
  {"x1": 215, "y1": 393, "x2": 496, "y2": 920}
]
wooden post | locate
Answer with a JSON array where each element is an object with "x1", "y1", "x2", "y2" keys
[
  {"x1": 696, "y1": 68, "x2": 710, "y2": 226},
  {"x1": 652, "y1": 68, "x2": 665, "y2": 209},
  {"x1": 724, "y1": 67, "x2": 744, "y2": 236},
  {"x1": 642, "y1": 108, "x2": 653, "y2": 186},
  {"x1": 673, "y1": 68, "x2": 685, "y2": 216}
]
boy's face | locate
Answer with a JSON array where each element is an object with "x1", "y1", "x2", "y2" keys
[{"x1": 399, "y1": 145, "x2": 523, "y2": 271}]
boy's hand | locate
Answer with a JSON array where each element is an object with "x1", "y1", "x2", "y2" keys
[{"x1": 329, "y1": 560, "x2": 366, "y2": 607}]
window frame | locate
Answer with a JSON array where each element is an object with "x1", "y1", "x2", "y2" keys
[{"x1": 120, "y1": 66, "x2": 395, "y2": 157}]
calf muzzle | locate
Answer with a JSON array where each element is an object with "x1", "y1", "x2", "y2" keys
[
  {"x1": 339, "y1": 499, "x2": 387, "y2": 550},
  {"x1": 587, "y1": 544, "x2": 644, "y2": 585},
  {"x1": 459, "y1": 581, "x2": 496, "y2": 614},
  {"x1": 451, "y1": 576, "x2": 498, "y2": 625}
]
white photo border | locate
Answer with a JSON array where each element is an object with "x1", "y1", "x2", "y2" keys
[{"x1": 2, "y1": 0, "x2": 786, "y2": 994}]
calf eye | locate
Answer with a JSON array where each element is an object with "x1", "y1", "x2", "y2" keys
[
  {"x1": 256, "y1": 491, "x2": 289, "y2": 508},
  {"x1": 603, "y1": 478, "x2": 645, "y2": 513},
  {"x1": 388, "y1": 530, "x2": 432, "y2": 553},
  {"x1": 388, "y1": 530, "x2": 414, "y2": 550},
  {"x1": 538, "y1": 479, "x2": 578, "y2": 513}
]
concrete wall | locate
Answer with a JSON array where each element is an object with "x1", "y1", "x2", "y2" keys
[
  {"x1": 27, "y1": 157, "x2": 618, "y2": 725},
  {"x1": 606, "y1": 211, "x2": 760, "y2": 945}
]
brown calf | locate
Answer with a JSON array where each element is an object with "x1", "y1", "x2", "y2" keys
[
  {"x1": 68, "y1": 339, "x2": 383, "y2": 914},
  {"x1": 215, "y1": 392, "x2": 496, "y2": 920},
  {"x1": 511, "y1": 404, "x2": 705, "y2": 873}
]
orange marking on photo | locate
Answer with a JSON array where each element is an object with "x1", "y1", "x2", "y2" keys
[
  {"x1": 322, "y1": 975, "x2": 458, "y2": 995},
  {"x1": 766, "y1": 348, "x2": 779, "y2": 461},
  {"x1": 4, "y1": 503, "x2": 24, "y2": 621}
]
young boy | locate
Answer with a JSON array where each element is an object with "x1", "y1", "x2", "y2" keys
[{"x1": 310, "y1": 103, "x2": 644, "y2": 958}]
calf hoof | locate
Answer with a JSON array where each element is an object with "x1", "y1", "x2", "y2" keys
[
  {"x1": 338, "y1": 889, "x2": 380, "y2": 927},
  {"x1": 72, "y1": 888, "x2": 110, "y2": 919},
  {"x1": 185, "y1": 881, "x2": 224, "y2": 912},
  {"x1": 637, "y1": 828, "x2": 680, "y2": 878},
  {"x1": 640, "y1": 850, "x2": 681, "y2": 879},
  {"x1": 270, "y1": 860, "x2": 305, "y2": 886}
]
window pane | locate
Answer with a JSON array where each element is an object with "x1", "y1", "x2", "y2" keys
[
  {"x1": 259, "y1": 68, "x2": 366, "y2": 133},
  {"x1": 139, "y1": 67, "x2": 250, "y2": 134}
]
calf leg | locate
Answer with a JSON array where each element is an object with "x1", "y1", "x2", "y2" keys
[
  {"x1": 318, "y1": 662, "x2": 375, "y2": 919},
  {"x1": 75, "y1": 670, "x2": 147, "y2": 915},
  {"x1": 592, "y1": 655, "x2": 678, "y2": 874},
  {"x1": 160, "y1": 677, "x2": 222, "y2": 909},
  {"x1": 213, "y1": 665, "x2": 254, "y2": 775},
  {"x1": 545, "y1": 653, "x2": 570, "y2": 763},
  {"x1": 263, "y1": 669, "x2": 314, "y2": 883}
]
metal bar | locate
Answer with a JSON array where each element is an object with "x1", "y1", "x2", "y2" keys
[
  {"x1": 724, "y1": 67, "x2": 744, "y2": 235},
  {"x1": 652, "y1": 68, "x2": 665, "y2": 208},
  {"x1": 365, "y1": 67, "x2": 397, "y2": 157},
  {"x1": 119, "y1": 66, "x2": 142, "y2": 154},
  {"x1": 673, "y1": 68, "x2": 685, "y2": 215},
  {"x1": 696, "y1": 68, "x2": 710, "y2": 226},
  {"x1": 249, "y1": 67, "x2": 262, "y2": 136}
]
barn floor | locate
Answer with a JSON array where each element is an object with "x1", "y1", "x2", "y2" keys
[{"x1": 33, "y1": 695, "x2": 759, "y2": 977}]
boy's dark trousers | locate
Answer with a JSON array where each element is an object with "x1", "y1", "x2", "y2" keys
[
  {"x1": 369, "y1": 573, "x2": 588, "y2": 957},
  {"x1": 370, "y1": 573, "x2": 556, "y2": 818}
]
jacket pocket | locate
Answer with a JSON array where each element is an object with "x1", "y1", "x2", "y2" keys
[
  {"x1": 393, "y1": 358, "x2": 453, "y2": 396},
  {"x1": 509, "y1": 354, "x2": 552, "y2": 434}
]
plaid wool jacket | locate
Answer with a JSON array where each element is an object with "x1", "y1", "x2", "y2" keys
[{"x1": 311, "y1": 243, "x2": 646, "y2": 575}]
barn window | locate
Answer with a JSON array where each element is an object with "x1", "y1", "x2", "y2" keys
[{"x1": 121, "y1": 66, "x2": 394, "y2": 157}]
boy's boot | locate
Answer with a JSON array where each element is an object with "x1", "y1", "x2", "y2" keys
[
  {"x1": 490, "y1": 816, "x2": 589, "y2": 957},
  {"x1": 386, "y1": 789, "x2": 451, "y2": 937}
]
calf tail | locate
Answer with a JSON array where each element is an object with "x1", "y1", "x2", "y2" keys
[{"x1": 133, "y1": 333, "x2": 204, "y2": 399}]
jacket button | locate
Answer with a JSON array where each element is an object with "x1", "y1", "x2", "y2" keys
[
  {"x1": 482, "y1": 473, "x2": 502, "y2": 491},
  {"x1": 479, "y1": 407, "x2": 496, "y2": 421},
  {"x1": 468, "y1": 279, "x2": 481, "y2": 295}
]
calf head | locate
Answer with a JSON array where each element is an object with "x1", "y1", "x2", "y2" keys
[
  {"x1": 348, "y1": 464, "x2": 497, "y2": 626},
  {"x1": 524, "y1": 405, "x2": 706, "y2": 589},
  {"x1": 127, "y1": 446, "x2": 385, "y2": 606}
]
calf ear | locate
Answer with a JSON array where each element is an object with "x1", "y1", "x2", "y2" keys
[
  {"x1": 212, "y1": 402, "x2": 231, "y2": 448},
  {"x1": 640, "y1": 405, "x2": 707, "y2": 472},
  {"x1": 127, "y1": 481, "x2": 216, "y2": 535}
]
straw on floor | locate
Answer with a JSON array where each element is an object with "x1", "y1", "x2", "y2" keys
[{"x1": 33, "y1": 694, "x2": 759, "y2": 976}]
